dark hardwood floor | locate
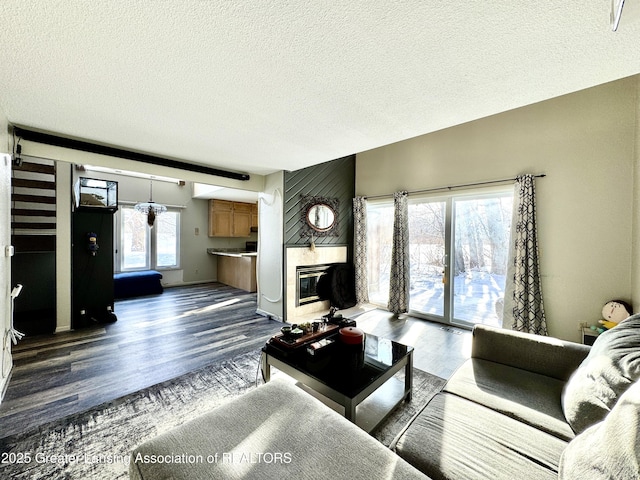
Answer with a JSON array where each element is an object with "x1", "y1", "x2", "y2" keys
[
  {"x1": 0, "y1": 282, "x2": 470, "y2": 439},
  {"x1": 355, "y1": 309, "x2": 471, "y2": 379}
]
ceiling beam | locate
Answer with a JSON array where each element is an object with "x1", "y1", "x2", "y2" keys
[{"x1": 13, "y1": 126, "x2": 250, "y2": 182}]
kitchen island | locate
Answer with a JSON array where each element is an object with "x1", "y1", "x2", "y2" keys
[{"x1": 207, "y1": 249, "x2": 257, "y2": 292}]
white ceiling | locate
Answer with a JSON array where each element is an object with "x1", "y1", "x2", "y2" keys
[{"x1": 1, "y1": 1, "x2": 640, "y2": 177}]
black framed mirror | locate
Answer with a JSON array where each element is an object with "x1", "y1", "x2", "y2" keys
[{"x1": 300, "y1": 195, "x2": 339, "y2": 237}]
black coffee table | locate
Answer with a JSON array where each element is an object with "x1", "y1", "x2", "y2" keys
[{"x1": 261, "y1": 331, "x2": 413, "y2": 433}]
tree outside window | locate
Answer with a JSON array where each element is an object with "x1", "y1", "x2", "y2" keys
[
  {"x1": 120, "y1": 206, "x2": 179, "y2": 271},
  {"x1": 366, "y1": 189, "x2": 513, "y2": 327}
]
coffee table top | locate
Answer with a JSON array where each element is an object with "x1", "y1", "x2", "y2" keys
[{"x1": 264, "y1": 331, "x2": 413, "y2": 398}]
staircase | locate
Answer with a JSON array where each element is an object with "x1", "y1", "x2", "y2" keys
[{"x1": 11, "y1": 157, "x2": 56, "y2": 252}]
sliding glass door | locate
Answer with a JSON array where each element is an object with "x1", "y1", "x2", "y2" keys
[
  {"x1": 366, "y1": 188, "x2": 513, "y2": 328},
  {"x1": 447, "y1": 193, "x2": 513, "y2": 327},
  {"x1": 407, "y1": 199, "x2": 447, "y2": 317}
]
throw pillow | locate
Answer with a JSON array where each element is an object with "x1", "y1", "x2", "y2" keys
[
  {"x1": 559, "y1": 379, "x2": 640, "y2": 480},
  {"x1": 562, "y1": 313, "x2": 640, "y2": 434}
]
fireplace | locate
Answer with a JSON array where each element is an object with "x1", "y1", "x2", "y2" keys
[
  {"x1": 296, "y1": 264, "x2": 331, "y2": 306},
  {"x1": 286, "y1": 245, "x2": 347, "y2": 321}
]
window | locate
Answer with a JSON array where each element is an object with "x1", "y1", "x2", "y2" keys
[
  {"x1": 155, "y1": 211, "x2": 179, "y2": 268},
  {"x1": 121, "y1": 207, "x2": 149, "y2": 270},
  {"x1": 119, "y1": 206, "x2": 180, "y2": 271},
  {"x1": 366, "y1": 201, "x2": 395, "y2": 305},
  {"x1": 366, "y1": 188, "x2": 513, "y2": 327}
]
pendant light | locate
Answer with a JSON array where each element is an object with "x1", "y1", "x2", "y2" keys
[{"x1": 134, "y1": 180, "x2": 167, "y2": 227}]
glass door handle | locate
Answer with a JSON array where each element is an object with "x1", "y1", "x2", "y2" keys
[{"x1": 442, "y1": 255, "x2": 448, "y2": 284}]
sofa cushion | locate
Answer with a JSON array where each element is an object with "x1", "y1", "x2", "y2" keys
[
  {"x1": 444, "y1": 358, "x2": 575, "y2": 441},
  {"x1": 562, "y1": 314, "x2": 640, "y2": 434},
  {"x1": 559, "y1": 379, "x2": 640, "y2": 479},
  {"x1": 393, "y1": 392, "x2": 567, "y2": 480},
  {"x1": 471, "y1": 324, "x2": 590, "y2": 381},
  {"x1": 130, "y1": 378, "x2": 428, "y2": 480}
]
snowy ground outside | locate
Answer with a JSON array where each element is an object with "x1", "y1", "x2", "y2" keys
[{"x1": 373, "y1": 271, "x2": 505, "y2": 328}]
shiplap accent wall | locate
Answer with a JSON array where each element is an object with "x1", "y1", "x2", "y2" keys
[{"x1": 283, "y1": 155, "x2": 355, "y2": 250}]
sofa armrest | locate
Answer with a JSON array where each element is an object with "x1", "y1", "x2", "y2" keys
[{"x1": 471, "y1": 324, "x2": 590, "y2": 381}]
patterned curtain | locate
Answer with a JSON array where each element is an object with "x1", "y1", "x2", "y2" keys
[
  {"x1": 353, "y1": 196, "x2": 369, "y2": 304},
  {"x1": 504, "y1": 175, "x2": 548, "y2": 335},
  {"x1": 388, "y1": 191, "x2": 410, "y2": 314}
]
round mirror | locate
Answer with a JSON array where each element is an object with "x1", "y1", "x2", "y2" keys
[{"x1": 307, "y1": 204, "x2": 336, "y2": 232}]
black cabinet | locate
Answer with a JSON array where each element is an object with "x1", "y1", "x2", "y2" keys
[
  {"x1": 11, "y1": 251, "x2": 56, "y2": 335},
  {"x1": 71, "y1": 209, "x2": 117, "y2": 328}
]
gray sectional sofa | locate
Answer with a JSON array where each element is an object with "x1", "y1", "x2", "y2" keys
[
  {"x1": 392, "y1": 318, "x2": 640, "y2": 479},
  {"x1": 130, "y1": 317, "x2": 640, "y2": 479},
  {"x1": 129, "y1": 377, "x2": 427, "y2": 480}
]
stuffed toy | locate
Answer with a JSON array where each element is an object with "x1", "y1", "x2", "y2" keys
[{"x1": 597, "y1": 300, "x2": 632, "y2": 330}]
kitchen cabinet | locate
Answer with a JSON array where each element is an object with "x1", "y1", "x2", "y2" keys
[
  {"x1": 208, "y1": 200, "x2": 233, "y2": 237},
  {"x1": 208, "y1": 200, "x2": 257, "y2": 237},
  {"x1": 251, "y1": 203, "x2": 258, "y2": 229},
  {"x1": 212, "y1": 252, "x2": 257, "y2": 292},
  {"x1": 232, "y1": 202, "x2": 252, "y2": 237}
]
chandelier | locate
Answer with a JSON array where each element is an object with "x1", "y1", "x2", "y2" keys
[{"x1": 134, "y1": 180, "x2": 167, "y2": 227}]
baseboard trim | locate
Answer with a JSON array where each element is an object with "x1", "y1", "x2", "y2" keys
[
  {"x1": 162, "y1": 279, "x2": 217, "y2": 288},
  {"x1": 256, "y1": 308, "x2": 283, "y2": 322}
]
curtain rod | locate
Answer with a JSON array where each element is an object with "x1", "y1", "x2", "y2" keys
[
  {"x1": 364, "y1": 173, "x2": 546, "y2": 200},
  {"x1": 13, "y1": 126, "x2": 251, "y2": 182}
]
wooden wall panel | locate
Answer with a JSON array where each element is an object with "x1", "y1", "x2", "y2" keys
[{"x1": 283, "y1": 155, "x2": 355, "y2": 252}]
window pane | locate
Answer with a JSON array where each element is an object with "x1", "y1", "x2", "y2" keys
[
  {"x1": 156, "y1": 211, "x2": 179, "y2": 268},
  {"x1": 122, "y1": 208, "x2": 149, "y2": 270},
  {"x1": 366, "y1": 203, "x2": 394, "y2": 305},
  {"x1": 452, "y1": 194, "x2": 513, "y2": 326},
  {"x1": 408, "y1": 200, "x2": 446, "y2": 317}
]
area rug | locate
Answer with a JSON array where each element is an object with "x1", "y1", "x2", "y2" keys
[{"x1": 0, "y1": 350, "x2": 445, "y2": 480}]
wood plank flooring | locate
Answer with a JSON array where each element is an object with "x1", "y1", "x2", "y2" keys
[
  {"x1": 355, "y1": 309, "x2": 472, "y2": 379},
  {"x1": 0, "y1": 283, "x2": 471, "y2": 439}
]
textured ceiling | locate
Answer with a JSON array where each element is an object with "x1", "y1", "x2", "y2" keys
[{"x1": 0, "y1": 1, "x2": 639, "y2": 177}]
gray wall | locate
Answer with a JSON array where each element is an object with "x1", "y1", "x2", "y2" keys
[
  {"x1": 357, "y1": 77, "x2": 637, "y2": 343},
  {"x1": 284, "y1": 155, "x2": 355, "y2": 252}
]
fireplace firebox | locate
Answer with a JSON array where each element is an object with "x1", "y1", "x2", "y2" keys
[{"x1": 296, "y1": 264, "x2": 332, "y2": 306}]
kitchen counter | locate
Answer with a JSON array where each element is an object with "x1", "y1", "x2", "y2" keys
[
  {"x1": 207, "y1": 248, "x2": 258, "y2": 258},
  {"x1": 207, "y1": 249, "x2": 257, "y2": 292}
]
